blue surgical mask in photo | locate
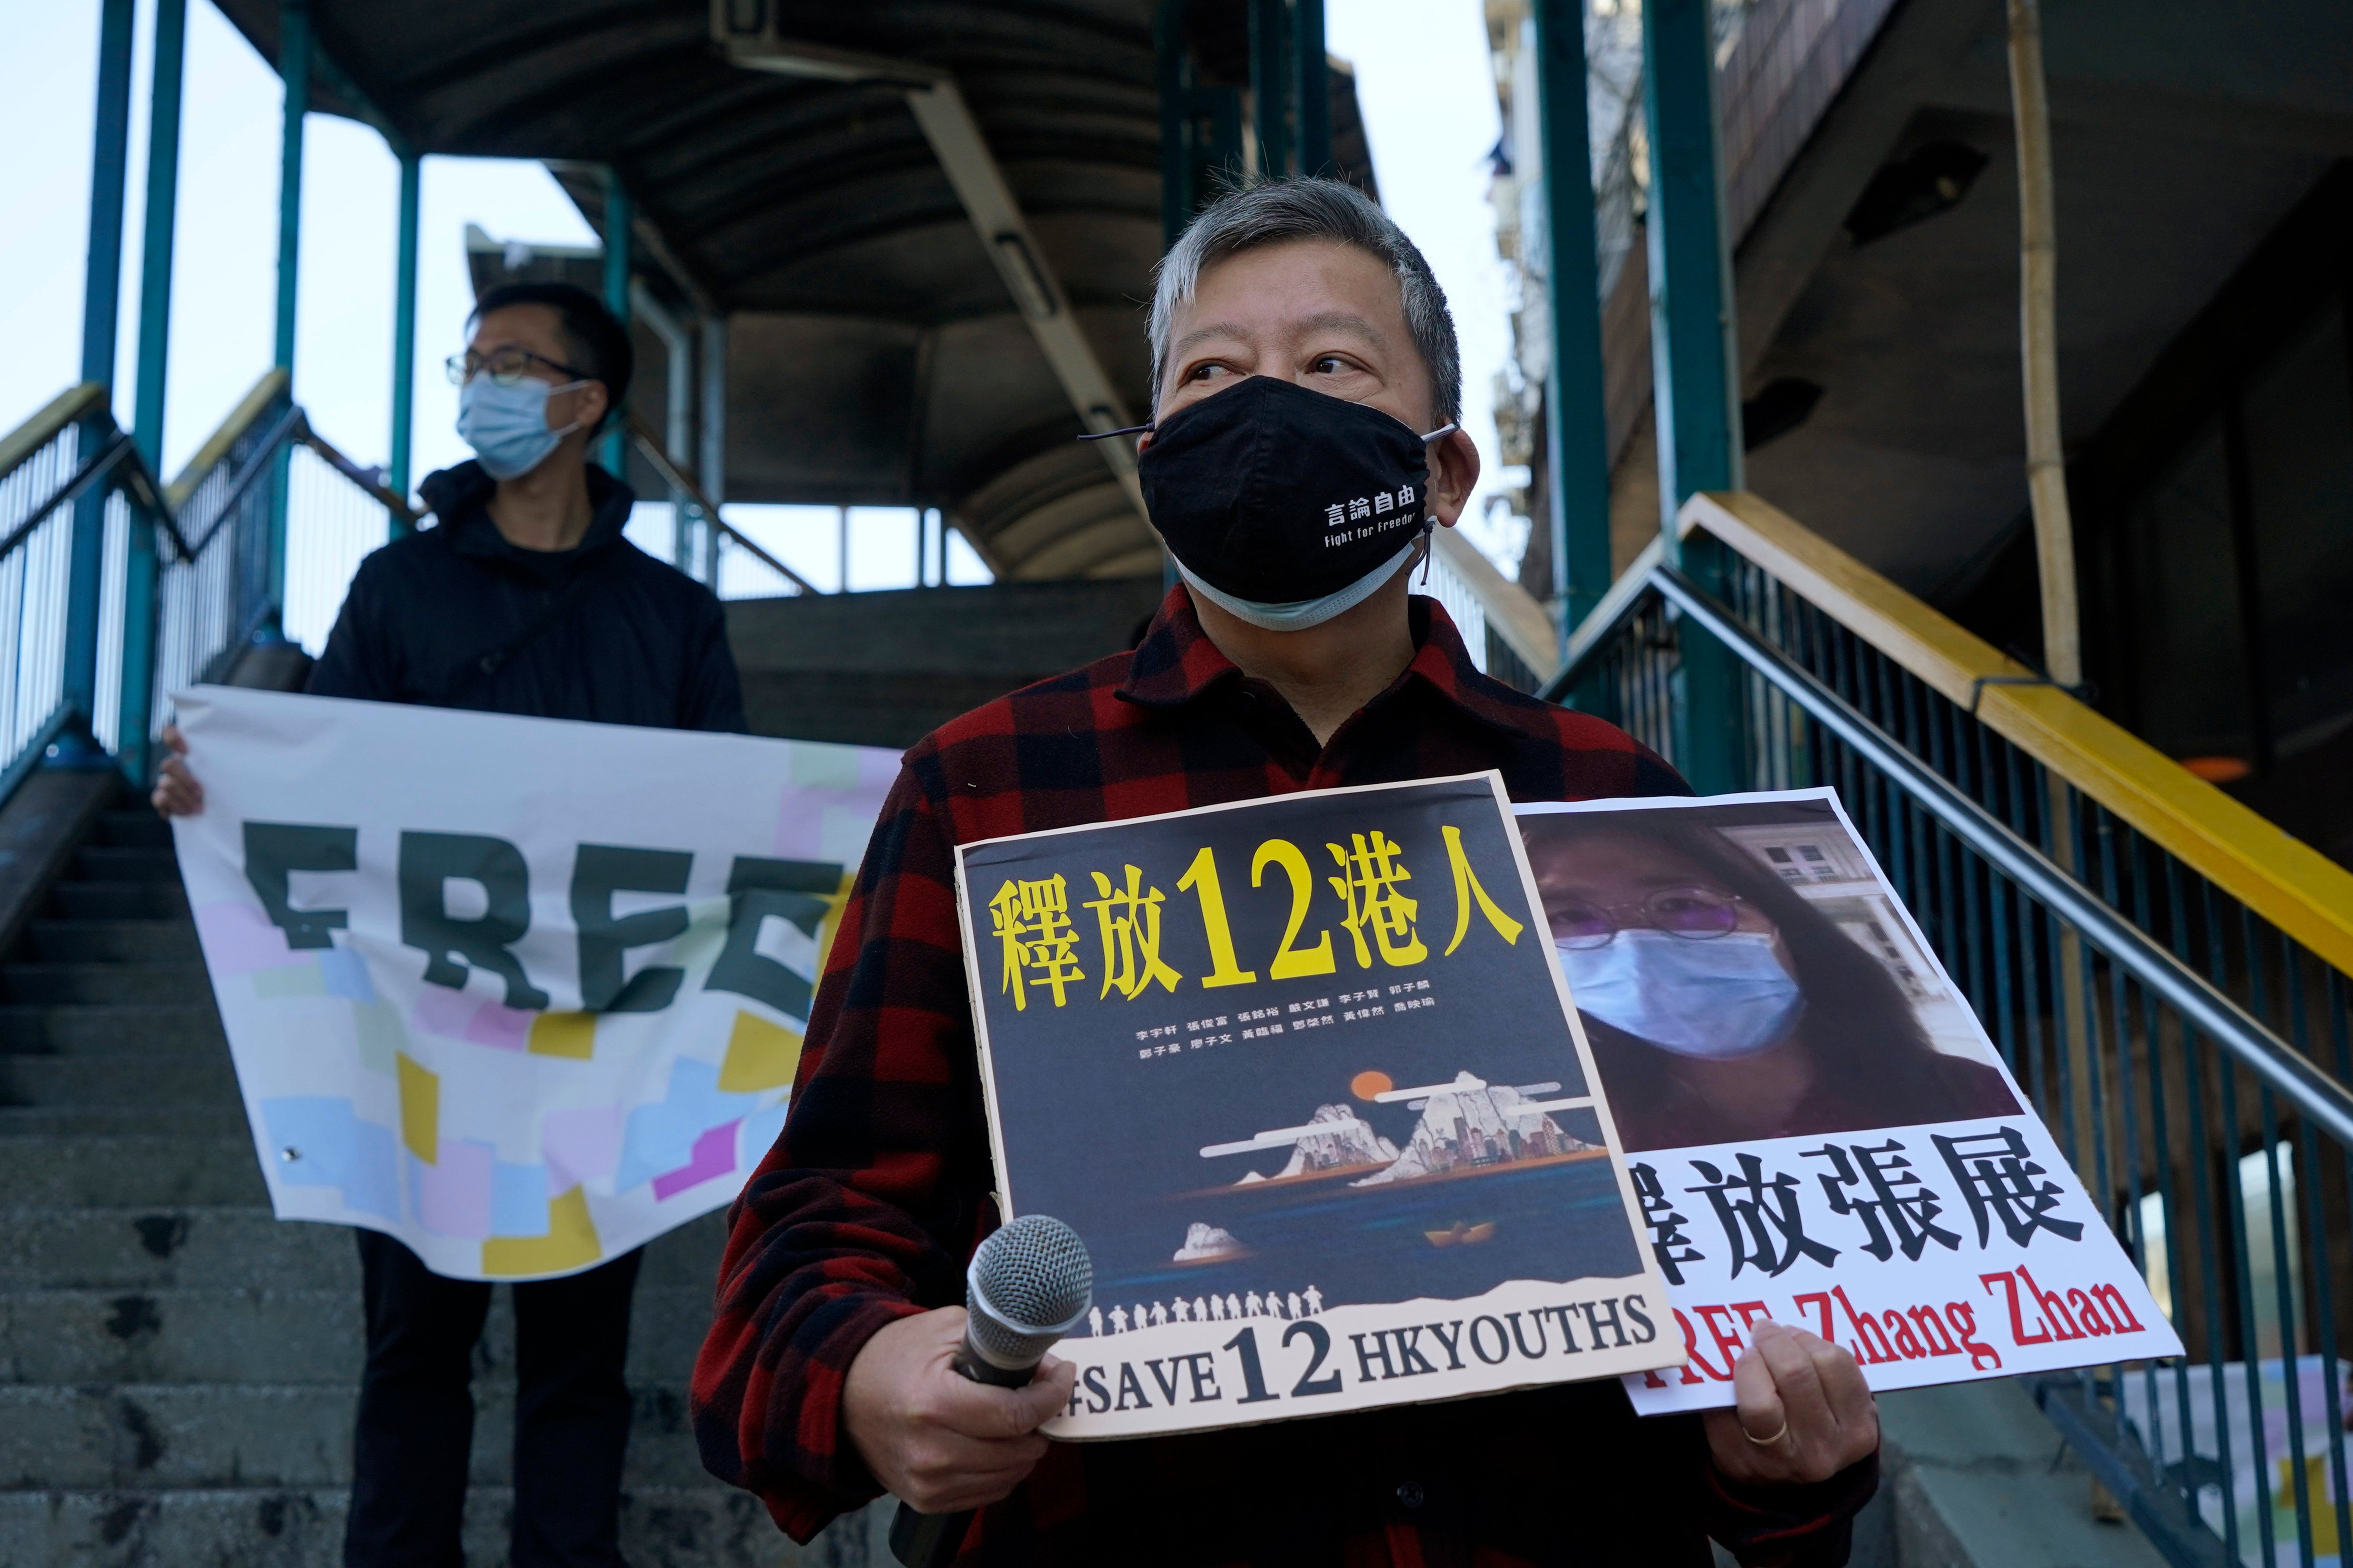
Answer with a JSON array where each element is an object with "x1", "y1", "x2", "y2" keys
[
  {"x1": 456, "y1": 375, "x2": 589, "y2": 481},
  {"x1": 1554, "y1": 928, "x2": 1804, "y2": 1060}
]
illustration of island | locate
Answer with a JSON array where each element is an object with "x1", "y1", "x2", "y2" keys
[{"x1": 1195, "y1": 1072, "x2": 1600, "y2": 1192}]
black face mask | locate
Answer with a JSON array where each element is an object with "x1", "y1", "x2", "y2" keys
[{"x1": 1129, "y1": 376, "x2": 1451, "y2": 628}]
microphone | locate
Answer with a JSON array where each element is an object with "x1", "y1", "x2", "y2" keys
[{"x1": 889, "y1": 1214, "x2": 1093, "y2": 1568}]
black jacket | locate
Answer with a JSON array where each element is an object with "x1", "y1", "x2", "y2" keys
[{"x1": 308, "y1": 460, "x2": 747, "y2": 733}]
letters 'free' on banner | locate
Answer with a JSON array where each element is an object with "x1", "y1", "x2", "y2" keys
[{"x1": 170, "y1": 687, "x2": 897, "y2": 1281}]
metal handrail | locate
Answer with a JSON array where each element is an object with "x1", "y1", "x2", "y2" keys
[
  {"x1": 165, "y1": 368, "x2": 290, "y2": 512},
  {"x1": 1653, "y1": 559, "x2": 2353, "y2": 1148},
  {"x1": 624, "y1": 415, "x2": 822, "y2": 595},
  {"x1": 296, "y1": 421, "x2": 418, "y2": 525},
  {"x1": 0, "y1": 383, "x2": 111, "y2": 483},
  {"x1": 0, "y1": 428, "x2": 138, "y2": 566},
  {"x1": 175, "y1": 402, "x2": 304, "y2": 560}
]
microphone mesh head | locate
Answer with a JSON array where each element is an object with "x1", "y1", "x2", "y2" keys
[{"x1": 965, "y1": 1214, "x2": 1093, "y2": 1370}]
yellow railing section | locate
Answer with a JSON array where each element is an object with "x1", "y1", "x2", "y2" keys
[
  {"x1": 1681, "y1": 489, "x2": 2353, "y2": 979},
  {"x1": 0, "y1": 383, "x2": 110, "y2": 485},
  {"x1": 165, "y1": 368, "x2": 290, "y2": 514}
]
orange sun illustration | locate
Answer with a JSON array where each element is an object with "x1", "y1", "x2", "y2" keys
[{"x1": 1350, "y1": 1070, "x2": 1394, "y2": 1101}]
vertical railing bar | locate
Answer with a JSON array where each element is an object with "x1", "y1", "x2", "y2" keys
[
  {"x1": 2241, "y1": 909, "x2": 2316, "y2": 1568},
  {"x1": 2027, "y1": 758, "x2": 2080, "y2": 1170},
  {"x1": 2120, "y1": 827, "x2": 2180, "y2": 1485},
  {"x1": 2006, "y1": 747, "x2": 2054, "y2": 1128},
  {"x1": 2207, "y1": 886, "x2": 2275, "y2": 1566},
  {"x1": 2321, "y1": 963, "x2": 2353, "y2": 1562},
  {"x1": 2095, "y1": 807, "x2": 2154, "y2": 1458},
  {"x1": 2168, "y1": 858, "x2": 2241, "y2": 1562},
  {"x1": 2078, "y1": 799, "x2": 2115, "y2": 1270},
  {"x1": 2281, "y1": 940, "x2": 2343, "y2": 1568}
]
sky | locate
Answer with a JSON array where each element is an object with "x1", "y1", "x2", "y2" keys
[{"x1": 1, "y1": 0, "x2": 1520, "y2": 614}]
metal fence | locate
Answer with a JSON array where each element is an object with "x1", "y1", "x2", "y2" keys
[
  {"x1": 1559, "y1": 523, "x2": 2353, "y2": 1568},
  {"x1": 627, "y1": 423, "x2": 819, "y2": 603},
  {"x1": 0, "y1": 389, "x2": 147, "y2": 789},
  {"x1": 0, "y1": 378, "x2": 412, "y2": 790},
  {"x1": 150, "y1": 391, "x2": 296, "y2": 732}
]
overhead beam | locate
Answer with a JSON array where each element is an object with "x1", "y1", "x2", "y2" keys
[{"x1": 713, "y1": 27, "x2": 1149, "y2": 527}]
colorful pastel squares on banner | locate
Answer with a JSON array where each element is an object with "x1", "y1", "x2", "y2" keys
[
  {"x1": 198, "y1": 903, "x2": 377, "y2": 1002},
  {"x1": 527, "y1": 1012, "x2": 596, "y2": 1059},
  {"x1": 353, "y1": 1000, "x2": 406, "y2": 1075},
  {"x1": 542, "y1": 1105, "x2": 622, "y2": 1192},
  {"x1": 195, "y1": 902, "x2": 296, "y2": 974},
  {"x1": 717, "y1": 1010, "x2": 802, "y2": 1092},
  {"x1": 492, "y1": 1157, "x2": 551, "y2": 1237},
  {"x1": 253, "y1": 962, "x2": 326, "y2": 999},
  {"x1": 409, "y1": 986, "x2": 536, "y2": 1050},
  {"x1": 482, "y1": 1186, "x2": 602, "y2": 1277},
  {"x1": 262, "y1": 1097, "x2": 397, "y2": 1220},
  {"x1": 411, "y1": 1138, "x2": 493, "y2": 1236},
  {"x1": 396, "y1": 1054, "x2": 438, "y2": 1161},
  {"x1": 776, "y1": 741, "x2": 897, "y2": 865},
  {"x1": 737, "y1": 1099, "x2": 789, "y2": 1170},
  {"x1": 612, "y1": 1058, "x2": 758, "y2": 1197},
  {"x1": 651, "y1": 1121, "x2": 739, "y2": 1201}
]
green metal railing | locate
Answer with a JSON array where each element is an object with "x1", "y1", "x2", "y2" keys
[
  {"x1": 0, "y1": 379, "x2": 411, "y2": 797},
  {"x1": 1556, "y1": 493, "x2": 2353, "y2": 1568}
]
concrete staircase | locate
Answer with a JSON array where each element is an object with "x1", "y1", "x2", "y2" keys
[{"x1": 0, "y1": 797, "x2": 885, "y2": 1565}]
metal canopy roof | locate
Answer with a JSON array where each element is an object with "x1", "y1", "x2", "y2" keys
[{"x1": 211, "y1": 0, "x2": 1375, "y2": 582}]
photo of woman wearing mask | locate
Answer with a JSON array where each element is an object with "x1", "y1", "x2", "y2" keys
[{"x1": 1520, "y1": 807, "x2": 2018, "y2": 1152}]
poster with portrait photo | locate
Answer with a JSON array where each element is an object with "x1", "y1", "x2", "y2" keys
[
  {"x1": 955, "y1": 772, "x2": 1678, "y2": 1441},
  {"x1": 1513, "y1": 789, "x2": 2179, "y2": 1414}
]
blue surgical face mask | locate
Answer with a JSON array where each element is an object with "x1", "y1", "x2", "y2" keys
[
  {"x1": 456, "y1": 374, "x2": 589, "y2": 481},
  {"x1": 1555, "y1": 928, "x2": 1803, "y2": 1060}
]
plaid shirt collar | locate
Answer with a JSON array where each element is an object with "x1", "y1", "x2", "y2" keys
[{"x1": 1117, "y1": 580, "x2": 1537, "y2": 739}]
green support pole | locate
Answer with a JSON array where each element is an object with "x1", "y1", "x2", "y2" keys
[
  {"x1": 60, "y1": 0, "x2": 136, "y2": 763},
  {"x1": 118, "y1": 0, "x2": 189, "y2": 787},
  {"x1": 266, "y1": 0, "x2": 310, "y2": 619},
  {"x1": 1156, "y1": 0, "x2": 1191, "y2": 247},
  {"x1": 1531, "y1": 0, "x2": 1613, "y2": 644},
  {"x1": 1292, "y1": 0, "x2": 1328, "y2": 174},
  {"x1": 1640, "y1": 0, "x2": 1747, "y2": 794},
  {"x1": 600, "y1": 169, "x2": 632, "y2": 477},
  {"x1": 388, "y1": 149, "x2": 420, "y2": 531},
  {"x1": 1249, "y1": 0, "x2": 1290, "y2": 178}
]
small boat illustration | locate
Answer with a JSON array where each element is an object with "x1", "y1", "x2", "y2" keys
[{"x1": 1424, "y1": 1220, "x2": 1498, "y2": 1248}]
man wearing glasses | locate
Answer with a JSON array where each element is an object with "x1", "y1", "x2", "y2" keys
[{"x1": 154, "y1": 280, "x2": 745, "y2": 1567}]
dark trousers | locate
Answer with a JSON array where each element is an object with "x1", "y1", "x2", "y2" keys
[{"x1": 344, "y1": 1230, "x2": 644, "y2": 1568}]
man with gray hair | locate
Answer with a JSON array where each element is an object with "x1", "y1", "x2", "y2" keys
[{"x1": 694, "y1": 177, "x2": 1879, "y2": 1564}]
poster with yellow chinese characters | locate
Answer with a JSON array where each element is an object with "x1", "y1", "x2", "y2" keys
[{"x1": 953, "y1": 770, "x2": 1678, "y2": 1440}]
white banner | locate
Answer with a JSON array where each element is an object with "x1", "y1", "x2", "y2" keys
[
  {"x1": 1513, "y1": 790, "x2": 2181, "y2": 1412},
  {"x1": 169, "y1": 688, "x2": 896, "y2": 1280}
]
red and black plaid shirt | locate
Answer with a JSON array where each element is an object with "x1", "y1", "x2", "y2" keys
[{"x1": 693, "y1": 588, "x2": 1875, "y2": 1566}]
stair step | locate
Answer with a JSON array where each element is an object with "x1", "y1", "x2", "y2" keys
[
  {"x1": 0, "y1": 1052, "x2": 237, "y2": 1110},
  {"x1": 0, "y1": 1209, "x2": 356, "y2": 1292},
  {"x1": 0, "y1": 1380, "x2": 724, "y2": 1489},
  {"x1": 71, "y1": 847, "x2": 180, "y2": 885},
  {"x1": 0, "y1": 1004, "x2": 227, "y2": 1058},
  {"x1": 2, "y1": 963, "x2": 211, "y2": 1005},
  {"x1": 95, "y1": 810, "x2": 175, "y2": 850},
  {"x1": 0, "y1": 1281, "x2": 722, "y2": 1385},
  {"x1": 27, "y1": 920, "x2": 202, "y2": 964},
  {"x1": 0, "y1": 1208, "x2": 728, "y2": 1294},
  {"x1": 0, "y1": 1135, "x2": 268, "y2": 1206},
  {"x1": 0, "y1": 1107, "x2": 251, "y2": 1139},
  {"x1": 0, "y1": 1484, "x2": 886, "y2": 1566},
  {"x1": 50, "y1": 881, "x2": 191, "y2": 921}
]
